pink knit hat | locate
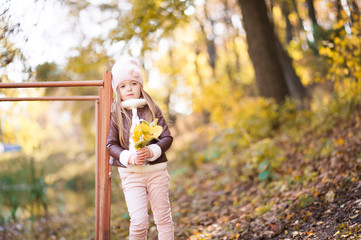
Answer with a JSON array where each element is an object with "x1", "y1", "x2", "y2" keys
[{"x1": 111, "y1": 57, "x2": 143, "y2": 93}]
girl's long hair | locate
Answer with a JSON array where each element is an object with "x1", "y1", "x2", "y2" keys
[{"x1": 111, "y1": 85, "x2": 157, "y2": 148}]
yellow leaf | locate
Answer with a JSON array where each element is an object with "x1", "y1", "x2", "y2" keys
[
  {"x1": 143, "y1": 133, "x2": 154, "y2": 141},
  {"x1": 133, "y1": 126, "x2": 140, "y2": 141},
  {"x1": 132, "y1": 119, "x2": 163, "y2": 149},
  {"x1": 139, "y1": 121, "x2": 150, "y2": 133},
  {"x1": 149, "y1": 125, "x2": 163, "y2": 139}
]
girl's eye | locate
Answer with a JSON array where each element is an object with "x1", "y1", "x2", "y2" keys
[
  {"x1": 131, "y1": 82, "x2": 137, "y2": 86},
  {"x1": 120, "y1": 85, "x2": 125, "y2": 88}
]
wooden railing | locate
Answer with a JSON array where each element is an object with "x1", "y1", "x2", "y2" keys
[{"x1": 0, "y1": 72, "x2": 113, "y2": 240}]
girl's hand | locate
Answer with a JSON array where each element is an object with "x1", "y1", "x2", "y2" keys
[
  {"x1": 128, "y1": 152, "x2": 146, "y2": 165},
  {"x1": 128, "y1": 153, "x2": 136, "y2": 165},
  {"x1": 136, "y1": 147, "x2": 153, "y2": 162}
]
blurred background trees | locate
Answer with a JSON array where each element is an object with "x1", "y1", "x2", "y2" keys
[{"x1": 0, "y1": 0, "x2": 360, "y2": 238}]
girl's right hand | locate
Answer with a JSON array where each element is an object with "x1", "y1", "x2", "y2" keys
[{"x1": 128, "y1": 153, "x2": 146, "y2": 165}]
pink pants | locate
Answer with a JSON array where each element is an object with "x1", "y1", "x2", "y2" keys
[{"x1": 119, "y1": 169, "x2": 174, "y2": 240}]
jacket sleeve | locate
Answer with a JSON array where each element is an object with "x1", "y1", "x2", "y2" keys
[
  {"x1": 153, "y1": 106, "x2": 173, "y2": 153},
  {"x1": 106, "y1": 116, "x2": 127, "y2": 161}
]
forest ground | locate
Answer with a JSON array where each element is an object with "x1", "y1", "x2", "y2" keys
[
  {"x1": 1, "y1": 104, "x2": 360, "y2": 240},
  {"x1": 167, "y1": 104, "x2": 361, "y2": 239}
]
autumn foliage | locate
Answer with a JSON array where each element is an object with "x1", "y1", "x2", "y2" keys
[{"x1": 1, "y1": 0, "x2": 361, "y2": 239}]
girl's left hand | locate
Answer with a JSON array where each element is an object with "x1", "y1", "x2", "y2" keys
[{"x1": 136, "y1": 147, "x2": 153, "y2": 161}]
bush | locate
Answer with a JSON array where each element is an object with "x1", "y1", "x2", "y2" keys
[{"x1": 0, "y1": 155, "x2": 47, "y2": 222}]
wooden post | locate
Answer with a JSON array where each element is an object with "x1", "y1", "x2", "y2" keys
[
  {"x1": 95, "y1": 100, "x2": 100, "y2": 240},
  {"x1": 97, "y1": 72, "x2": 113, "y2": 240}
]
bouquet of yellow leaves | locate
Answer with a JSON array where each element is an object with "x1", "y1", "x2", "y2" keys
[{"x1": 133, "y1": 118, "x2": 163, "y2": 150}]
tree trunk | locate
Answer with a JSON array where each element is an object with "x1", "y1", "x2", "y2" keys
[
  {"x1": 335, "y1": 0, "x2": 343, "y2": 21},
  {"x1": 225, "y1": 0, "x2": 241, "y2": 74},
  {"x1": 274, "y1": 35, "x2": 307, "y2": 103},
  {"x1": 196, "y1": 18, "x2": 216, "y2": 75},
  {"x1": 194, "y1": 47, "x2": 210, "y2": 123},
  {"x1": 195, "y1": 0, "x2": 217, "y2": 75},
  {"x1": 223, "y1": 0, "x2": 237, "y2": 86},
  {"x1": 205, "y1": 36, "x2": 216, "y2": 72},
  {"x1": 292, "y1": 0, "x2": 304, "y2": 31},
  {"x1": 238, "y1": 0, "x2": 289, "y2": 103},
  {"x1": 166, "y1": 48, "x2": 177, "y2": 123},
  {"x1": 281, "y1": 1, "x2": 293, "y2": 44},
  {"x1": 347, "y1": 0, "x2": 360, "y2": 24},
  {"x1": 269, "y1": 2, "x2": 307, "y2": 105},
  {"x1": 306, "y1": 0, "x2": 318, "y2": 26},
  {"x1": 307, "y1": 0, "x2": 323, "y2": 55},
  {"x1": 194, "y1": 47, "x2": 204, "y2": 88}
]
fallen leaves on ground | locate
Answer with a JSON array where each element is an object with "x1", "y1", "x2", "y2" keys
[
  {"x1": 167, "y1": 105, "x2": 361, "y2": 240},
  {"x1": 1, "y1": 106, "x2": 360, "y2": 240}
]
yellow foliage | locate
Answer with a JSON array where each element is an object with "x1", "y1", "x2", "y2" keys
[
  {"x1": 320, "y1": 18, "x2": 361, "y2": 84},
  {"x1": 287, "y1": 41, "x2": 315, "y2": 86},
  {"x1": 1, "y1": 100, "x2": 73, "y2": 154},
  {"x1": 133, "y1": 119, "x2": 163, "y2": 150},
  {"x1": 194, "y1": 79, "x2": 279, "y2": 143}
]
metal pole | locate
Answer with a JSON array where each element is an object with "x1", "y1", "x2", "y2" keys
[
  {"x1": 0, "y1": 80, "x2": 103, "y2": 88},
  {"x1": 95, "y1": 99, "x2": 100, "y2": 240},
  {"x1": 98, "y1": 72, "x2": 112, "y2": 240},
  {"x1": 0, "y1": 79, "x2": 113, "y2": 238},
  {"x1": 0, "y1": 96, "x2": 99, "y2": 101}
]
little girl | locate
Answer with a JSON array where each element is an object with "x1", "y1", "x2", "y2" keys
[{"x1": 106, "y1": 57, "x2": 174, "y2": 240}]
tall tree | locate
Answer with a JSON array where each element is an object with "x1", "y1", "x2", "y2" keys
[
  {"x1": 110, "y1": 0, "x2": 191, "y2": 54},
  {"x1": 280, "y1": 1, "x2": 293, "y2": 44},
  {"x1": 238, "y1": 0, "x2": 289, "y2": 103},
  {"x1": 335, "y1": 0, "x2": 343, "y2": 21},
  {"x1": 306, "y1": 0, "x2": 324, "y2": 54},
  {"x1": 306, "y1": 0, "x2": 318, "y2": 26},
  {"x1": 194, "y1": 0, "x2": 217, "y2": 75},
  {"x1": 222, "y1": 0, "x2": 241, "y2": 84},
  {"x1": 274, "y1": 35, "x2": 307, "y2": 102},
  {"x1": 347, "y1": 0, "x2": 360, "y2": 24},
  {"x1": 164, "y1": 46, "x2": 177, "y2": 123},
  {"x1": 269, "y1": 1, "x2": 307, "y2": 103},
  {"x1": 291, "y1": 0, "x2": 304, "y2": 31},
  {"x1": 195, "y1": 16, "x2": 217, "y2": 74}
]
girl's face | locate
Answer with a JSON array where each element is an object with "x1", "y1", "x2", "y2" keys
[{"x1": 118, "y1": 80, "x2": 142, "y2": 101}]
